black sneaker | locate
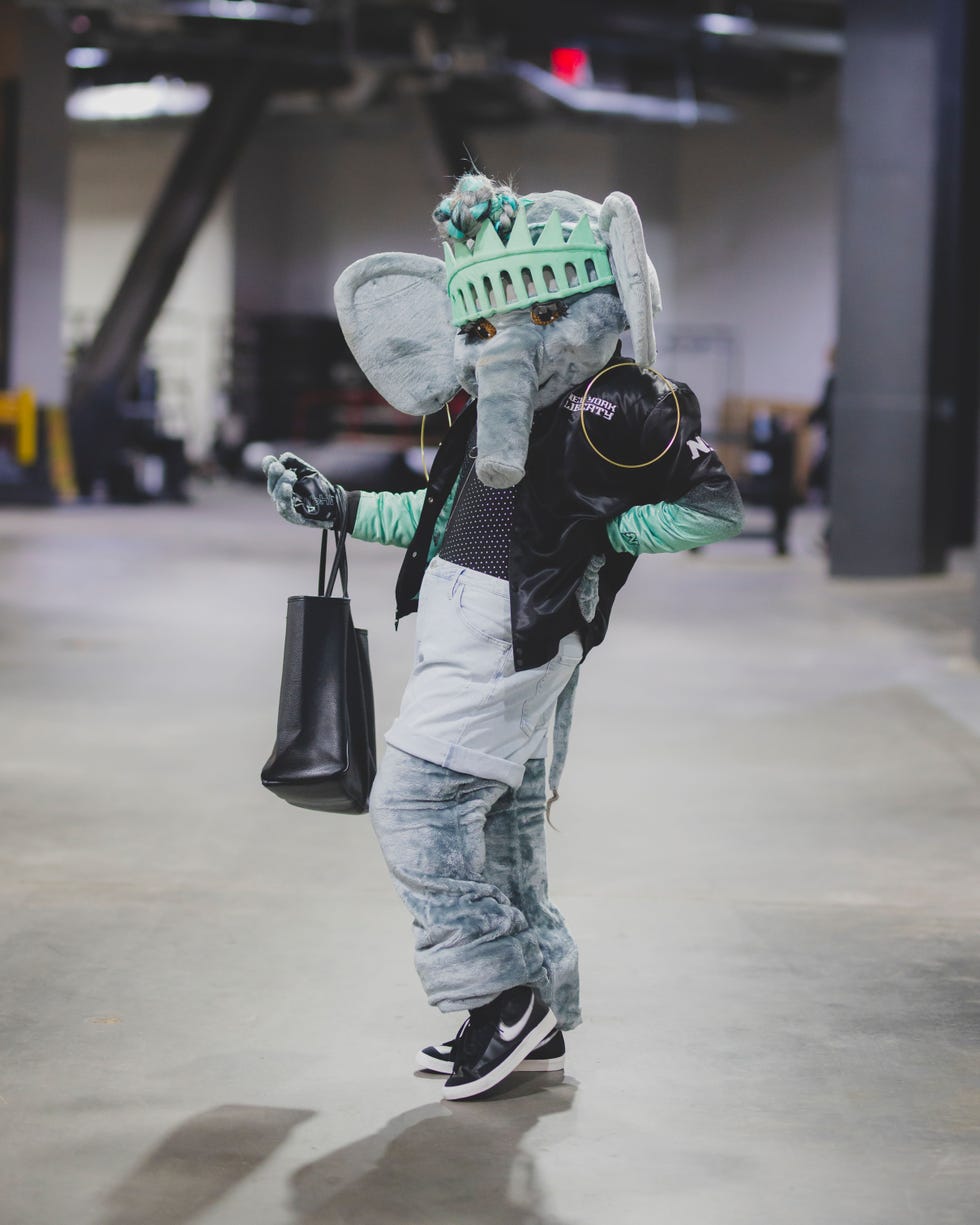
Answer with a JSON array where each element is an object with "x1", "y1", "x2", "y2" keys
[
  {"x1": 416, "y1": 1026, "x2": 565, "y2": 1075},
  {"x1": 442, "y1": 986, "x2": 557, "y2": 1101}
]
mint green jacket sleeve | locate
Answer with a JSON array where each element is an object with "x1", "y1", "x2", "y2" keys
[
  {"x1": 352, "y1": 489, "x2": 427, "y2": 548},
  {"x1": 606, "y1": 482, "x2": 745, "y2": 555},
  {"x1": 350, "y1": 477, "x2": 462, "y2": 556}
]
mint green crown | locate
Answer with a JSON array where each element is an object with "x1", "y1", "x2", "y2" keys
[{"x1": 443, "y1": 204, "x2": 615, "y2": 327}]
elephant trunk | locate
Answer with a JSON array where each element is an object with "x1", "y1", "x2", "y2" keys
[{"x1": 472, "y1": 341, "x2": 540, "y2": 489}]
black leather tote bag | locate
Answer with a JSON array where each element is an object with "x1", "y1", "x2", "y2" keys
[{"x1": 261, "y1": 526, "x2": 376, "y2": 813}]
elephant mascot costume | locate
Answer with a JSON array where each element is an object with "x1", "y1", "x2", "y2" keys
[{"x1": 264, "y1": 173, "x2": 743, "y2": 1100}]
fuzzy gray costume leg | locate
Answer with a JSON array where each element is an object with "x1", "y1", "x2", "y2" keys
[
  {"x1": 482, "y1": 757, "x2": 581, "y2": 1030},
  {"x1": 370, "y1": 746, "x2": 552, "y2": 1014}
]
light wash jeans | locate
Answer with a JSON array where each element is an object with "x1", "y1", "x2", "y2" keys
[
  {"x1": 385, "y1": 557, "x2": 582, "y2": 787},
  {"x1": 370, "y1": 558, "x2": 582, "y2": 1029}
]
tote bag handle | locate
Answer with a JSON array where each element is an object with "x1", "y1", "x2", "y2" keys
[{"x1": 318, "y1": 489, "x2": 350, "y2": 599}]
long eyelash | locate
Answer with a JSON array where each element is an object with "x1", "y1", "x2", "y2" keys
[
  {"x1": 531, "y1": 300, "x2": 569, "y2": 326},
  {"x1": 459, "y1": 319, "x2": 495, "y2": 341}
]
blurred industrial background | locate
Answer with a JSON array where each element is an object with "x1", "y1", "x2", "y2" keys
[
  {"x1": 4, "y1": 0, "x2": 977, "y2": 573},
  {"x1": 2, "y1": 3, "x2": 979, "y2": 1224}
]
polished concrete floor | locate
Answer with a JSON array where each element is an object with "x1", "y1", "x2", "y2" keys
[{"x1": 2, "y1": 486, "x2": 979, "y2": 1225}]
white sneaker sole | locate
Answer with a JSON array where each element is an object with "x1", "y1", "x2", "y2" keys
[
  {"x1": 415, "y1": 1049, "x2": 453, "y2": 1074},
  {"x1": 515, "y1": 1054, "x2": 564, "y2": 1072},
  {"x1": 415, "y1": 1047, "x2": 565, "y2": 1075},
  {"x1": 441, "y1": 1010, "x2": 558, "y2": 1101}
]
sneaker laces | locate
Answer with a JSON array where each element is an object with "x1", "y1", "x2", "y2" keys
[
  {"x1": 448, "y1": 1016, "x2": 470, "y2": 1061},
  {"x1": 457, "y1": 996, "x2": 511, "y2": 1066}
]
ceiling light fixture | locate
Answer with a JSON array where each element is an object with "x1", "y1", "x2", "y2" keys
[
  {"x1": 66, "y1": 47, "x2": 110, "y2": 69},
  {"x1": 166, "y1": 0, "x2": 313, "y2": 23},
  {"x1": 696, "y1": 13, "x2": 758, "y2": 37},
  {"x1": 209, "y1": 0, "x2": 258, "y2": 18},
  {"x1": 67, "y1": 78, "x2": 211, "y2": 122}
]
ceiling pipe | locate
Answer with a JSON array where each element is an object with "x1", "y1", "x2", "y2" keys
[
  {"x1": 696, "y1": 14, "x2": 844, "y2": 57},
  {"x1": 505, "y1": 59, "x2": 734, "y2": 125}
]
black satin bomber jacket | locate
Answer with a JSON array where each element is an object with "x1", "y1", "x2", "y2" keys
[{"x1": 387, "y1": 362, "x2": 741, "y2": 672}]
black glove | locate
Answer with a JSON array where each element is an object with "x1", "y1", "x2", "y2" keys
[
  {"x1": 289, "y1": 469, "x2": 341, "y2": 526},
  {"x1": 262, "y1": 452, "x2": 346, "y2": 529}
]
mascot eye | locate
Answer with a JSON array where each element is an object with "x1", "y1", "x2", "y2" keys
[
  {"x1": 459, "y1": 318, "x2": 497, "y2": 341},
  {"x1": 530, "y1": 300, "x2": 569, "y2": 327}
]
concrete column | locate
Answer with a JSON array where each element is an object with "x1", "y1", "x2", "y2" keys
[
  {"x1": 830, "y1": 0, "x2": 944, "y2": 576},
  {"x1": 932, "y1": 0, "x2": 980, "y2": 555},
  {"x1": 4, "y1": 10, "x2": 69, "y2": 406}
]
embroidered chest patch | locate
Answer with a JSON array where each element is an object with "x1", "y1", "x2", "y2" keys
[{"x1": 563, "y1": 393, "x2": 617, "y2": 421}]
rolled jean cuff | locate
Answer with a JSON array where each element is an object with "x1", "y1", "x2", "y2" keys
[
  {"x1": 384, "y1": 727, "x2": 526, "y2": 789},
  {"x1": 421, "y1": 932, "x2": 549, "y2": 1015}
]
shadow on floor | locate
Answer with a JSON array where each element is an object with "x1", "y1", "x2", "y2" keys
[
  {"x1": 290, "y1": 1074, "x2": 578, "y2": 1225},
  {"x1": 98, "y1": 1103, "x2": 315, "y2": 1225}
]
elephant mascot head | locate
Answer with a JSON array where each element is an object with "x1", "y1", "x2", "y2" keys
[{"x1": 334, "y1": 173, "x2": 662, "y2": 489}]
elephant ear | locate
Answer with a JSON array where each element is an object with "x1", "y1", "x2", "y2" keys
[
  {"x1": 334, "y1": 253, "x2": 458, "y2": 416},
  {"x1": 599, "y1": 192, "x2": 662, "y2": 367}
]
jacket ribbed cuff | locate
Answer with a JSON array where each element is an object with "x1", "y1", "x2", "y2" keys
[{"x1": 343, "y1": 489, "x2": 360, "y2": 532}]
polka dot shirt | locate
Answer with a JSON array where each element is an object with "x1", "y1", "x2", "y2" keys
[{"x1": 438, "y1": 429, "x2": 514, "y2": 579}]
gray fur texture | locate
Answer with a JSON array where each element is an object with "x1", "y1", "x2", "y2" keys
[
  {"x1": 333, "y1": 252, "x2": 458, "y2": 417},
  {"x1": 455, "y1": 286, "x2": 626, "y2": 486},
  {"x1": 599, "y1": 192, "x2": 661, "y2": 367},
  {"x1": 332, "y1": 184, "x2": 662, "y2": 487},
  {"x1": 574, "y1": 553, "x2": 606, "y2": 623},
  {"x1": 370, "y1": 746, "x2": 581, "y2": 1027}
]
